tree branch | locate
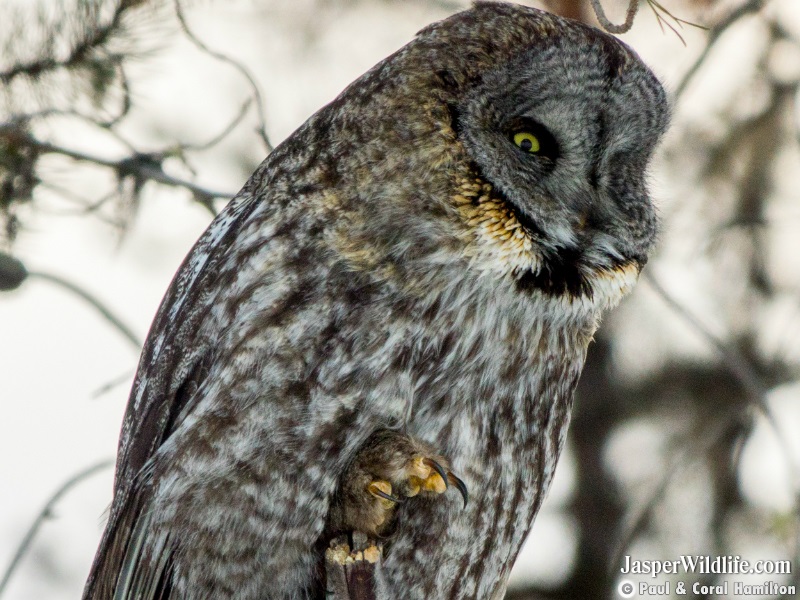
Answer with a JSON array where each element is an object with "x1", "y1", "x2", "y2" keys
[
  {"x1": 174, "y1": 0, "x2": 273, "y2": 153},
  {"x1": 643, "y1": 273, "x2": 800, "y2": 560},
  {"x1": 325, "y1": 532, "x2": 385, "y2": 600},
  {"x1": 28, "y1": 270, "x2": 143, "y2": 350},
  {"x1": 673, "y1": 0, "x2": 768, "y2": 101},
  {"x1": 0, "y1": 1, "x2": 131, "y2": 85},
  {"x1": 643, "y1": 273, "x2": 768, "y2": 405},
  {"x1": 0, "y1": 460, "x2": 113, "y2": 598},
  {"x1": 0, "y1": 125, "x2": 234, "y2": 215}
]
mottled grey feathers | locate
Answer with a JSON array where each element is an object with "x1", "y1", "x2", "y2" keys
[{"x1": 84, "y1": 3, "x2": 668, "y2": 599}]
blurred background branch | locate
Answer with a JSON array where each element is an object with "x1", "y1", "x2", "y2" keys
[
  {"x1": 0, "y1": 460, "x2": 113, "y2": 598},
  {"x1": 27, "y1": 269, "x2": 143, "y2": 350}
]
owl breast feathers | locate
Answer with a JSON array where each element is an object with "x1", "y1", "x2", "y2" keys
[{"x1": 84, "y1": 3, "x2": 669, "y2": 599}]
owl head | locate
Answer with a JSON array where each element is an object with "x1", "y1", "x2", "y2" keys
[
  {"x1": 423, "y1": 3, "x2": 669, "y2": 296},
  {"x1": 277, "y1": 2, "x2": 669, "y2": 307}
]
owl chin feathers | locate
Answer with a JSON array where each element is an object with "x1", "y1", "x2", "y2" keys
[{"x1": 453, "y1": 169, "x2": 641, "y2": 312}]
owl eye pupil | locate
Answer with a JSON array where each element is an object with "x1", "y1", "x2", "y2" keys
[{"x1": 513, "y1": 131, "x2": 541, "y2": 154}]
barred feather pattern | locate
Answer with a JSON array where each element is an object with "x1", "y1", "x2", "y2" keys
[{"x1": 84, "y1": 3, "x2": 668, "y2": 599}]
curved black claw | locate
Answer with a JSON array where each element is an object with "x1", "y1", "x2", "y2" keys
[
  {"x1": 448, "y1": 473, "x2": 469, "y2": 507},
  {"x1": 368, "y1": 484, "x2": 403, "y2": 504},
  {"x1": 423, "y1": 458, "x2": 449, "y2": 488}
]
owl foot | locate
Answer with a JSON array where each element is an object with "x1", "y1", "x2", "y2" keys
[
  {"x1": 329, "y1": 429, "x2": 467, "y2": 537},
  {"x1": 368, "y1": 455, "x2": 467, "y2": 504}
]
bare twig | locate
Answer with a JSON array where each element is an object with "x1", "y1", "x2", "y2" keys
[
  {"x1": 28, "y1": 270, "x2": 142, "y2": 350},
  {"x1": 644, "y1": 273, "x2": 767, "y2": 404},
  {"x1": 104, "y1": 63, "x2": 133, "y2": 128},
  {"x1": 38, "y1": 182, "x2": 118, "y2": 218},
  {"x1": 183, "y1": 98, "x2": 253, "y2": 152},
  {"x1": 174, "y1": 0, "x2": 273, "y2": 153},
  {"x1": 92, "y1": 369, "x2": 136, "y2": 399},
  {"x1": 589, "y1": 0, "x2": 639, "y2": 34},
  {"x1": 646, "y1": 274, "x2": 798, "y2": 473},
  {"x1": 0, "y1": 460, "x2": 113, "y2": 598},
  {"x1": 674, "y1": 0, "x2": 768, "y2": 101}
]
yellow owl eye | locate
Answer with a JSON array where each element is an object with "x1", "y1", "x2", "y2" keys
[{"x1": 513, "y1": 131, "x2": 540, "y2": 153}]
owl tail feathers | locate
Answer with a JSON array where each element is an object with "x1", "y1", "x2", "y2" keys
[
  {"x1": 83, "y1": 485, "x2": 174, "y2": 600},
  {"x1": 113, "y1": 512, "x2": 173, "y2": 600}
]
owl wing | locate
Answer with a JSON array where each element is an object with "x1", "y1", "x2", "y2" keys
[{"x1": 83, "y1": 189, "x2": 263, "y2": 600}]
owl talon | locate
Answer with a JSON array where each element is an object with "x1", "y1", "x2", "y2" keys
[
  {"x1": 421, "y1": 457, "x2": 468, "y2": 507},
  {"x1": 422, "y1": 457, "x2": 449, "y2": 488},
  {"x1": 368, "y1": 481, "x2": 402, "y2": 504},
  {"x1": 448, "y1": 472, "x2": 469, "y2": 507},
  {"x1": 330, "y1": 430, "x2": 466, "y2": 536}
]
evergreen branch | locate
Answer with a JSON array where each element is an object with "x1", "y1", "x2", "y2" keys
[{"x1": 0, "y1": 1, "x2": 133, "y2": 86}]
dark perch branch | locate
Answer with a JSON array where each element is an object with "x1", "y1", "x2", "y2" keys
[{"x1": 325, "y1": 532, "x2": 385, "y2": 600}]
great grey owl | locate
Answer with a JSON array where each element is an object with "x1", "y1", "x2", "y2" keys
[{"x1": 84, "y1": 2, "x2": 669, "y2": 599}]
